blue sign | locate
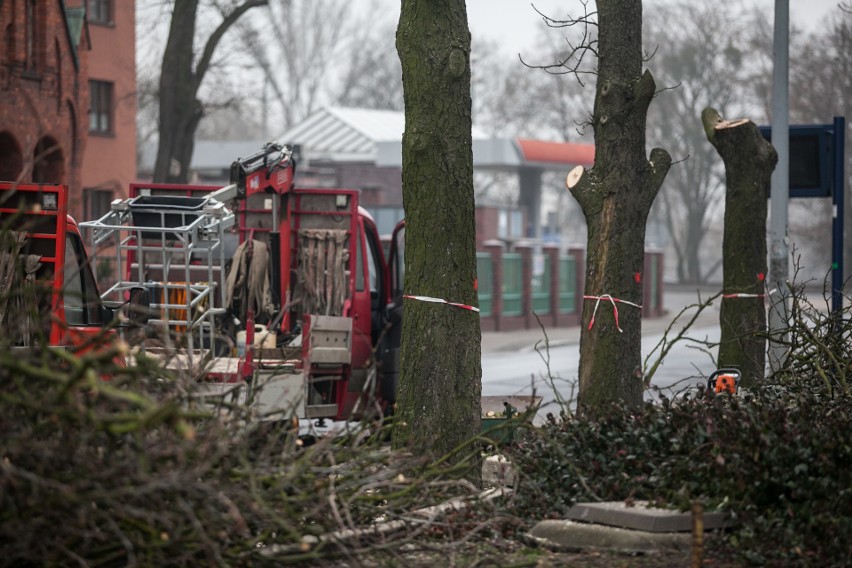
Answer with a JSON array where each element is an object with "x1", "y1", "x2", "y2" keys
[{"x1": 759, "y1": 124, "x2": 834, "y2": 198}]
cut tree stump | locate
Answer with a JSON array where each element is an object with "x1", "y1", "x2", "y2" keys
[{"x1": 702, "y1": 107, "x2": 778, "y2": 387}]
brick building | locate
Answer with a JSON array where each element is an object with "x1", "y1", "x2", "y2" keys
[
  {"x1": 0, "y1": 0, "x2": 90, "y2": 217},
  {"x1": 76, "y1": 0, "x2": 136, "y2": 222}
]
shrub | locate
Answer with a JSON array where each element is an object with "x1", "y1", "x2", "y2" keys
[{"x1": 508, "y1": 287, "x2": 852, "y2": 566}]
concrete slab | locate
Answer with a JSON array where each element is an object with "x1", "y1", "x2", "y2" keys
[
  {"x1": 528, "y1": 520, "x2": 691, "y2": 553},
  {"x1": 482, "y1": 454, "x2": 516, "y2": 486},
  {"x1": 567, "y1": 501, "x2": 728, "y2": 533}
]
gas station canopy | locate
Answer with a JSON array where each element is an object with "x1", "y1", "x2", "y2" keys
[
  {"x1": 377, "y1": 137, "x2": 594, "y2": 171},
  {"x1": 277, "y1": 106, "x2": 594, "y2": 171}
]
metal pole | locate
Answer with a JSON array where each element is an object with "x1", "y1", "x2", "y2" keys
[
  {"x1": 832, "y1": 116, "x2": 846, "y2": 314},
  {"x1": 768, "y1": 0, "x2": 790, "y2": 371}
]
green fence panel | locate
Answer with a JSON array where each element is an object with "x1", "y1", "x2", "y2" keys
[
  {"x1": 476, "y1": 253, "x2": 492, "y2": 316},
  {"x1": 558, "y1": 256, "x2": 577, "y2": 313},
  {"x1": 649, "y1": 254, "x2": 659, "y2": 311},
  {"x1": 502, "y1": 253, "x2": 522, "y2": 316},
  {"x1": 532, "y1": 255, "x2": 551, "y2": 314}
]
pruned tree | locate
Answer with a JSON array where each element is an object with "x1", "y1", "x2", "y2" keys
[
  {"x1": 154, "y1": 0, "x2": 266, "y2": 183},
  {"x1": 561, "y1": 0, "x2": 672, "y2": 411},
  {"x1": 702, "y1": 108, "x2": 777, "y2": 387},
  {"x1": 393, "y1": 1, "x2": 481, "y2": 476}
]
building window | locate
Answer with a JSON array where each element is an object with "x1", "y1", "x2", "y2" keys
[
  {"x1": 498, "y1": 209, "x2": 524, "y2": 240},
  {"x1": 89, "y1": 80, "x2": 113, "y2": 133},
  {"x1": 88, "y1": 0, "x2": 112, "y2": 25},
  {"x1": 84, "y1": 188, "x2": 113, "y2": 220}
]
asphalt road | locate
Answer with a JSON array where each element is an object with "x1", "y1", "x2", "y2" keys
[{"x1": 481, "y1": 324, "x2": 722, "y2": 420}]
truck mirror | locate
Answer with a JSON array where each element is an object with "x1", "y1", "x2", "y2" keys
[{"x1": 128, "y1": 286, "x2": 152, "y2": 325}]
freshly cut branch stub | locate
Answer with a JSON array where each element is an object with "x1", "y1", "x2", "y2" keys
[
  {"x1": 566, "y1": 166, "x2": 585, "y2": 191},
  {"x1": 715, "y1": 118, "x2": 750, "y2": 131}
]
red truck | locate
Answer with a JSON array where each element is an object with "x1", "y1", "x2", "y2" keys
[
  {"x1": 0, "y1": 182, "x2": 119, "y2": 351},
  {"x1": 1, "y1": 144, "x2": 402, "y2": 423}
]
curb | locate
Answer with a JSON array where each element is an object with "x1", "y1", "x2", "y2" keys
[{"x1": 527, "y1": 520, "x2": 691, "y2": 553}]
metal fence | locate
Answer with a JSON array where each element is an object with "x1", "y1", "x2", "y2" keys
[
  {"x1": 476, "y1": 252, "x2": 492, "y2": 316},
  {"x1": 558, "y1": 256, "x2": 577, "y2": 314},
  {"x1": 474, "y1": 252, "x2": 580, "y2": 319},
  {"x1": 532, "y1": 254, "x2": 551, "y2": 314},
  {"x1": 502, "y1": 253, "x2": 523, "y2": 316}
]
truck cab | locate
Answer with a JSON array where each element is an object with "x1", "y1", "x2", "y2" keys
[{"x1": 0, "y1": 182, "x2": 115, "y2": 350}]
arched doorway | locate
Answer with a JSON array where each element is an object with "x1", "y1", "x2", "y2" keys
[
  {"x1": 0, "y1": 131, "x2": 24, "y2": 181},
  {"x1": 32, "y1": 136, "x2": 65, "y2": 183}
]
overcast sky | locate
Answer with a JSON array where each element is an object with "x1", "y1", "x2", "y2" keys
[{"x1": 379, "y1": 1, "x2": 841, "y2": 57}]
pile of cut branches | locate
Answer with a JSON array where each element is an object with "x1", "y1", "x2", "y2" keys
[{"x1": 0, "y1": 336, "x2": 486, "y2": 566}]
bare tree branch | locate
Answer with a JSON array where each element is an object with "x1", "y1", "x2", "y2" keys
[
  {"x1": 194, "y1": 0, "x2": 268, "y2": 93},
  {"x1": 520, "y1": 1, "x2": 598, "y2": 82}
]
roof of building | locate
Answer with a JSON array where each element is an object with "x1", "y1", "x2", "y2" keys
[
  {"x1": 377, "y1": 138, "x2": 595, "y2": 171},
  {"x1": 515, "y1": 138, "x2": 595, "y2": 168},
  {"x1": 276, "y1": 107, "x2": 399, "y2": 162},
  {"x1": 278, "y1": 107, "x2": 491, "y2": 162}
]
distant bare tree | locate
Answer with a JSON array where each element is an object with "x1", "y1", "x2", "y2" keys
[
  {"x1": 239, "y1": 0, "x2": 351, "y2": 129},
  {"x1": 473, "y1": 39, "x2": 548, "y2": 138},
  {"x1": 747, "y1": 3, "x2": 852, "y2": 283},
  {"x1": 790, "y1": 7, "x2": 852, "y2": 284},
  {"x1": 334, "y1": 2, "x2": 403, "y2": 111},
  {"x1": 645, "y1": 1, "x2": 754, "y2": 284},
  {"x1": 474, "y1": 28, "x2": 593, "y2": 142},
  {"x1": 471, "y1": 33, "x2": 592, "y2": 221}
]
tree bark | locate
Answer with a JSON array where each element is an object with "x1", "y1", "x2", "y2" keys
[
  {"x1": 701, "y1": 108, "x2": 777, "y2": 387},
  {"x1": 567, "y1": 0, "x2": 671, "y2": 412},
  {"x1": 154, "y1": 0, "x2": 266, "y2": 183},
  {"x1": 393, "y1": 0, "x2": 481, "y2": 480}
]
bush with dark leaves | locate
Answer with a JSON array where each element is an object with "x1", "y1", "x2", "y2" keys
[{"x1": 509, "y1": 291, "x2": 852, "y2": 566}]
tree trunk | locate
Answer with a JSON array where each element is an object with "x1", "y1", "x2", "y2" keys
[
  {"x1": 153, "y1": 0, "x2": 266, "y2": 183},
  {"x1": 566, "y1": 0, "x2": 671, "y2": 412},
  {"x1": 702, "y1": 108, "x2": 777, "y2": 387},
  {"x1": 393, "y1": 0, "x2": 481, "y2": 479},
  {"x1": 154, "y1": 0, "x2": 199, "y2": 183}
]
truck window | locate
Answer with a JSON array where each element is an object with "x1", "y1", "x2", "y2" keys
[
  {"x1": 63, "y1": 235, "x2": 103, "y2": 326},
  {"x1": 366, "y1": 230, "x2": 379, "y2": 295},
  {"x1": 355, "y1": 229, "x2": 380, "y2": 294},
  {"x1": 355, "y1": 233, "x2": 365, "y2": 292}
]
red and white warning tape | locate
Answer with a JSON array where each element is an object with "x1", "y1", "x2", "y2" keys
[
  {"x1": 722, "y1": 288, "x2": 777, "y2": 299},
  {"x1": 583, "y1": 294, "x2": 642, "y2": 333},
  {"x1": 403, "y1": 295, "x2": 480, "y2": 313}
]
